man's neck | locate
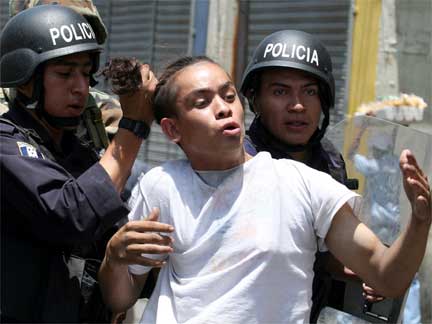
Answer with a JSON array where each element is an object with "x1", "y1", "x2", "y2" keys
[{"x1": 190, "y1": 149, "x2": 252, "y2": 171}]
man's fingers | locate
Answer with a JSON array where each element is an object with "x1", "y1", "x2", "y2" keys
[
  {"x1": 126, "y1": 219, "x2": 174, "y2": 234},
  {"x1": 140, "y1": 65, "x2": 157, "y2": 89},
  {"x1": 127, "y1": 243, "x2": 173, "y2": 255},
  {"x1": 126, "y1": 231, "x2": 174, "y2": 245},
  {"x1": 124, "y1": 253, "x2": 168, "y2": 268},
  {"x1": 400, "y1": 150, "x2": 425, "y2": 179}
]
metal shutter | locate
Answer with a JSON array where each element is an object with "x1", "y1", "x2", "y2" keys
[
  {"x1": 93, "y1": 0, "x2": 193, "y2": 166},
  {"x1": 240, "y1": 0, "x2": 352, "y2": 126}
]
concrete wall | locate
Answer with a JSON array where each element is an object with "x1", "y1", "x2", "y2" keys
[
  {"x1": 380, "y1": 1, "x2": 432, "y2": 322},
  {"x1": 396, "y1": 0, "x2": 432, "y2": 135}
]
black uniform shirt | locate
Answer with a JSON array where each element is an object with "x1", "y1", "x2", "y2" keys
[{"x1": 0, "y1": 103, "x2": 129, "y2": 322}]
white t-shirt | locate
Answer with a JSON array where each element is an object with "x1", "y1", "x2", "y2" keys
[{"x1": 128, "y1": 152, "x2": 359, "y2": 324}]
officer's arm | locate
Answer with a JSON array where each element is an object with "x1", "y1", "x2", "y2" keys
[
  {"x1": 325, "y1": 150, "x2": 430, "y2": 297},
  {"x1": 99, "y1": 64, "x2": 156, "y2": 193}
]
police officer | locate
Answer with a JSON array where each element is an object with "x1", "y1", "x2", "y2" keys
[
  {"x1": 4, "y1": 0, "x2": 150, "y2": 201},
  {"x1": 0, "y1": 4, "x2": 156, "y2": 323},
  {"x1": 3, "y1": 0, "x2": 122, "y2": 153},
  {"x1": 240, "y1": 30, "x2": 369, "y2": 322}
]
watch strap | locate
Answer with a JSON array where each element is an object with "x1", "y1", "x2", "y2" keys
[{"x1": 118, "y1": 117, "x2": 150, "y2": 139}]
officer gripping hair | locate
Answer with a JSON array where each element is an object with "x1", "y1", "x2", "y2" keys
[{"x1": 0, "y1": 4, "x2": 156, "y2": 323}]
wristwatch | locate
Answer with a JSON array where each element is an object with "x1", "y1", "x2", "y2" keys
[{"x1": 118, "y1": 117, "x2": 151, "y2": 139}]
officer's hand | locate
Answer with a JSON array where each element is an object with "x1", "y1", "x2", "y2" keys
[
  {"x1": 400, "y1": 149, "x2": 431, "y2": 223},
  {"x1": 118, "y1": 63, "x2": 157, "y2": 125},
  {"x1": 105, "y1": 208, "x2": 174, "y2": 268},
  {"x1": 362, "y1": 283, "x2": 385, "y2": 303},
  {"x1": 343, "y1": 267, "x2": 386, "y2": 302}
]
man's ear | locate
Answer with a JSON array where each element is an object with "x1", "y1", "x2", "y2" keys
[{"x1": 160, "y1": 117, "x2": 181, "y2": 143}]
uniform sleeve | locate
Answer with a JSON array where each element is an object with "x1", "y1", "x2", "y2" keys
[
  {"x1": 128, "y1": 169, "x2": 168, "y2": 275},
  {"x1": 0, "y1": 130, "x2": 129, "y2": 244}
]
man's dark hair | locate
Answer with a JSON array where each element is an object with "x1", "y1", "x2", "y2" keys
[{"x1": 153, "y1": 55, "x2": 216, "y2": 124}]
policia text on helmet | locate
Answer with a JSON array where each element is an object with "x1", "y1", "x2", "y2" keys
[
  {"x1": 0, "y1": 4, "x2": 101, "y2": 129},
  {"x1": 240, "y1": 30, "x2": 335, "y2": 153}
]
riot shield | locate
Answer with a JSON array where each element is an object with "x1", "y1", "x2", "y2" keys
[{"x1": 317, "y1": 115, "x2": 432, "y2": 324}]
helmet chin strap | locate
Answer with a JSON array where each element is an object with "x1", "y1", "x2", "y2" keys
[{"x1": 40, "y1": 111, "x2": 81, "y2": 128}]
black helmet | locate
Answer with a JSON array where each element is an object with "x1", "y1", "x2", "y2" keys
[
  {"x1": 240, "y1": 30, "x2": 335, "y2": 150},
  {"x1": 240, "y1": 30, "x2": 335, "y2": 109},
  {"x1": 9, "y1": 0, "x2": 108, "y2": 45},
  {"x1": 0, "y1": 4, "x2": 101, "y2": 87}
]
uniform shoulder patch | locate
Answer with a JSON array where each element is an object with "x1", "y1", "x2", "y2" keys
[{"x1": 16, "y1": 141, "x2": 45, "y2": 159}]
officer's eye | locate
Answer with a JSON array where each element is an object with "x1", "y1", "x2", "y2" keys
[
  {"x1": 57, "y1": 71, "x2": 71, "y2": 78},
  {"x1": 82, "y1": 71, "x2": 91, "y2": 78},
  {"x1": 304, "y1": 87, "x2": 318, "y2": 96},
  {"x1": 273, "y1": 88, "x2": 287, "y2": 96}
]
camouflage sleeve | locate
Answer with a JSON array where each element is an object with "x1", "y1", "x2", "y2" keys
[
  {"x1": 90, "y1": 88, "x2": 122, "y2": 136},
  {"x1": 78, "y1": 88, "x2": 122, "y2": 151}
]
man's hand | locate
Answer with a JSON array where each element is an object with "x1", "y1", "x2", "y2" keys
[
  {"x1": 104, "y1": 208, "x2": 174, "y2": 269},
  {"x1": 400, "y1": 149, "x2": 431, "y2": 223}
]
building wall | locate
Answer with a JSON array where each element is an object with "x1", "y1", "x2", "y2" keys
[
  {"x1": 396, "y1": 0, "x2": 432, "y2": 135},
  {"x1": 396, "y1": 3, "x2": 432, "y2": 321}
]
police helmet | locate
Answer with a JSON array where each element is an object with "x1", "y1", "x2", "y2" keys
[
  {"x1": 240, "y1": 30, "x2": 335, "y2": 111},
  {"x1": 0, "y1": 4, "x2": 101, "y2": 88},
  {"x1": 9, "y1": 0, "x2": 107, "y2": 44}
]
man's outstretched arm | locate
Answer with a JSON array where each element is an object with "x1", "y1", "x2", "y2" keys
[{"x1": 326, "y1": 149, "x2": 431, "y2": 298}]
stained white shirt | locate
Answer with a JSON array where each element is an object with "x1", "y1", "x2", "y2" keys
[{"x1": 128, "y1": 152, "x2": 360, "y2": 324}]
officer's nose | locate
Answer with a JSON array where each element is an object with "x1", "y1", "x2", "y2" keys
[
  {"x1": 287, "y1": 92, "x2": 305, "y2": 112},
  {"x1": 215, "y1": 96, "x2": 232, "y2": 120},
  {"x1": 72, "y1": 74, "x2": 90, "y2": 95}
]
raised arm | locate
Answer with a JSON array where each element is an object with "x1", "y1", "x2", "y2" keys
[
  {"x1": 99, "y1": 208, "x2": 174, "y2": 313},
  {"x1": 99, "y1": 63, "x2": 157, "y2": 193},
  {"x1": 326, "y1": 149, "x2": 431, "y2": 297}
]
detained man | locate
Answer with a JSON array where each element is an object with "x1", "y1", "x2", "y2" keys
[{"x1": 99, "y1": 56, "x2": 431, "y2": 324}]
